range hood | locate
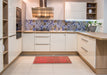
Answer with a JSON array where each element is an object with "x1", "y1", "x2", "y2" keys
[{"x1": 32, "y1": 0, "x2": 54, "y2": 19}]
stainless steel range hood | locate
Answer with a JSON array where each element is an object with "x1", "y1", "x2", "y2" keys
[{"x1": 32, "y1": 0, "x2": 54, "y2": 19}]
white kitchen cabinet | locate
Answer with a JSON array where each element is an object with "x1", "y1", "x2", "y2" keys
[
  {"x1": 65, "y1": 2, "x2": 86, "y2": 19},
  {"x1": 0, "y1": 52, "x2": 3, "y2": 73},
  {"x1": 66, "y1": 34, "x2": 77, "y2": 51},
  {"x1": 0, "y1": 40, "x2": 3, "y2": 73},
  {"x1": 87, "y1": 37, "x2": 96, "y2": 68},
  {"x1": 16, "y1": 38, "x2": 22, "y2": 55},
  {"x1": 0, "y1": 0, "x2": 3, "y2": 38},
  {"x1": 8, "y1": 0, "x2": 16, "y2": 36},
  {"x1": 8, "y1": 36, "x2": 17, "y2": 63},
  {"x1": 51, "y1": 33, "x2": 66, "y2": 51},
  {"x1": 78, "y1": 34, "x2": 96, "y2": 68},
  {"x1": 77, "y1": 35, "x2": 82, "y2": 55},
  {"x1": 35, "y1": 33, "x2": 50, "y2": 51},
  {"x1": 22, "y1": 33, "x2": 35, "y2": 51},
  {"x1": 35, "y1": 45, "x2": 50, "y2": 51},
  {"x1": 8, "y1": 37, "x2": 13, "y2": 63}
]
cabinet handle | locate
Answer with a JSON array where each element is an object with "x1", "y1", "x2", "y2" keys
[
  {"x1": 35, "y1": 36, "x2": 49, "y2": 38},
  {"x1": 81, "y1": 47, "x2": 88, "y2": 52},
  {"x1": 81, "y1": 38, "x2": 88, "y2": 42},
  {"x1": 9, "y1": 34, "x2": 16, "y2": 37},
  {"x1": 36, "y1": 44, "x2": 50, "y2": 45}
]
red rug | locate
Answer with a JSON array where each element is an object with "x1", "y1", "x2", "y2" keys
[{"x1": 33, "y1": 56, "x2": 72, "y2": 64}]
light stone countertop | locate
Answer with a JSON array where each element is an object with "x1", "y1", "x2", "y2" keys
[{"x1": 22, "y1": 31, "x2": 107, "y2": 40}]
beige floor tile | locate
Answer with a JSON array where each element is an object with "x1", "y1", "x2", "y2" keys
[
  {"x1": 29, "y1": 71, "x2": 54, "y2": 75},
  {"x1": 2, "y1": 56, "x2": 96, "y2": 75}
]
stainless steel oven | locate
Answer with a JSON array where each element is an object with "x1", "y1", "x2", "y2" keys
[{"x1": 16, "y1": 7, "x2": 22, "y2": 39}]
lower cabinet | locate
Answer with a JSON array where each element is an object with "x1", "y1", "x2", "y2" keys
[
  {"x1": 8, "y1": 36, "x2": 17, "y2": 63},
  {"x1": 16, "y1": 38, "x2": 22, "y2": 54},
  {"x1": 35, "y1": 33, "x2": 50, "y2": 51},
  {"x1": 22, "y1": 33, "x2": 78, "y2": 52},
  {"x1": 66, "y1": 33, "x2": 77, "y2": 51},
  {"x1": 22, "y1": 33, "x2": 35, "y2": 51},
  {"x1": 35, "y1": 45, "x2": 50, "y2": 51},
  {"x1": 51, "y1": 33, "x2": 66, "y2": 51},
  {"x1": 87, "y1": 37, "x2": 96, "y2": 68},
  {"x1": 78, "y1": 34, "x2": 96, "y2": 68},
  {"x1": 0, "y1": 40, "x2": 3, "y2": 73}
]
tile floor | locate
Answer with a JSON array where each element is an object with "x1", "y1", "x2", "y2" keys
[{"x1": 2, "y1": 55, "x2": 96, "y2": 75}]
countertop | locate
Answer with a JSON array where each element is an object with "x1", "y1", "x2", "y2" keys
[{"x1": 22, "y1": 31, "x2": 107, "y2": 40}]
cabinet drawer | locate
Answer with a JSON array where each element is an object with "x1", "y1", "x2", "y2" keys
[
  {"x1": 80, "y1": 46, "x2": 89, "y2": 55},
  {"x1": 78, "y1": 34, "x2": 96, "y2": 68},
  {"x1": 35, "y1": 37, "x2": 50, "y2": 44},
  {"x1": 80, "y1": 35, "x2": 90, "y2": 49},
  {"x1": 35, "y1": 33, "x2": 50, "y2": 37},
  {"x1": 80, "y1": 36, "x2": 89, "y2": 43},
  {"x1": 35, "y1": 45, "x2": 50, "y2": 51},
  {"x1": 80, "y1": 46, "x2": 89, "y2": 61}
]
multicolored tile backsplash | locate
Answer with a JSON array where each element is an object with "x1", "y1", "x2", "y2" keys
[{"x1": 25, "y1": 20, "x2": 93, "y2": 31}]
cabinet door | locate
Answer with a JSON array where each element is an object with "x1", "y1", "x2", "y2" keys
[
  {"x1": 65, "y1": 2, "x2": 86, "y2": 19},
  {"x1": 0, "y1": 40, "x2": 3, "y2": 72},
  {"x1": 16, "y1": 38, "x2": 22, "y2": 54},
  {"x1": 0, "y1": 0, "x2": 3, "y2": 38},
  {"x1": 8, "y1": 0, "x2": 16, "y2": 36},
  {"x1": 78, "y1": 34, "x2": 96, "y2": 68},
  {"x1": 35, "y1": 33, "x2": 51, "y2": 51},
  {"x1": 77, "y1": 35, "x2": 82, "y2": 54},
  {"x1": 35, "y1": 45, "x2": 50, "y2": 51},
  {"x1": 0, "y1": 52, "x2": 3, "y2": 73},
  {"x1": 51, "y1": 33, "x2": 66, "y2": 51},
  {"x1": 88, "y1": 37, "x2": 96, "y2": 68},
  {"x1": 8, "y1": 36, "x2": 17, "y2": 63},
  {"x1": 22, "y1": 33, "x2": 35, "y2": 51},
  {"x1": 66, "y1": 34, "x2": 77, "y2": 51}
]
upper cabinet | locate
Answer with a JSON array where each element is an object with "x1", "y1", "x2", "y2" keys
[
  {"x1": 87, "y1": 3, "x2": 97, "y2": 19},
  {"x1": 65, "y1": 2, "x2": 86, "y2": 20},
  {"x1": 8, "y1": 0, "x2": 16, "y2": 36},
  {"x1": 65, "y1": 2, "x2": 97, "y2": 20},
  {"x1": 24, "y1": 0, "x2": 97, "y2": 20}
]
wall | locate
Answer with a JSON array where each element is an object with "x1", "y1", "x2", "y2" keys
[
  {"x1": 23, "y1": 0, "x2": 94, "y2": 20},
  {"x1": 94, "y1": 0, "x2": 104, "y2": 20},
  {"x1": 94, "y1": 0, "x2": 104, "y2": 32},
  {"x1": 16, "y1": 0, "x2": 22, "y2": 8},
  {"x1": 104, "y1": 0, "x2": 107, "y2": 33},
  {"x1": 47, "y1": 0, "x2": 65, "y2": 20},
  {"x1": 22, "y1": 1, "x2": 26, "y2": 31},
  {"x1": 23, "y1": 0, "x2": 39, "y2": 20}
]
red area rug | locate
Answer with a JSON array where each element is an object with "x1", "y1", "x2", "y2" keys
[{"x1": 33, "y1": 56, "x2": 72, "y2": 64}]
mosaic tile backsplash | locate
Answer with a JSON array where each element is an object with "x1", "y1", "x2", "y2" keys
[{"x1": 25, "y1": 20, "x2": 92, "y2": 31}]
